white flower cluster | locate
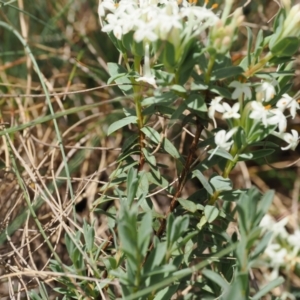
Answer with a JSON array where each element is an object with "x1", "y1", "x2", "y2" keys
[
  {"x1": 209, "y1": 80, "x2": 300, "y2": 152},
  {"x1": 260, "y1": 214, "x2": 300, "y2": 286},
  {"x1": 98, "y1": 0, "x2": 219, "y2": 44}
]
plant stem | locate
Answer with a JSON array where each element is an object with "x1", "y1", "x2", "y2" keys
[
  {"x1": 205, "y1": 54, "x2": 216, "y2": 85},
  {"x1": 243, "y1": 52, "x2": 273, "y2": 78}
]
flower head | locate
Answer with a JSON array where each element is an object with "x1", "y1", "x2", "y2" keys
[
  {"x1": 222, "y1": 102, "x2": 240, "y2": 119},
  {"x1": 214, "y1": 128, "x2": 236, "y2": 151},
  {"x1": 136, "y1": 43, "x2": 157, "y2": 87},
  {"x1": 255, "y1": 80, "x2": 278, "y2": 102},
  {"x1": 208, "y1": 96, "x2": 224, "y2": 127},
  {"x1": 229, "y1": 81, "x2": 252, "y2": 100},
  {"x1": 275, "y1": 129, "x2": 299, "y2": 151},
  {"x1": 276, "y1": 93, "x2": 300, "y2": 119}
]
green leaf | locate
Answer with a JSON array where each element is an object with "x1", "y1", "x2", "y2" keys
[
  {"x1": 142, "y1": 126, "x2": 161, "y2": 144},
  {"x1": 162, "y1": 137, "x2": 180, "y2": 158},
  {"x1": 254, "y1": 29, "x2": 264, "y2": 58},
  {"x1": 204, "y1": 205, "x2": 219, "y2": 223},
  {"x1": 142, "y1": 126, "x2": 180, "y2": 158},
  {"x1": 218, "y1": 189, "x2": 246, "y2": 202},
  {"x1": 238, "y1": 148, "x2": 275, "y2": 161},
  {"x1": 202, "y1": 269, "x2": 229, "y2": 290},
  {"x1": 171, "y1": 84, "x2": 186, "y2": 94},
  {"x1": 137, "y1": 171, "x2": 149, "y2": 199},
  {"x1": 234, "y1": 127, "x2": 246, "y2": 149},
  {"x1": 142, "y1": 148, "x2": 156, "y2": 166},
  {"x1": 224, "y1": 272, "x2": 249, "y2": 300},
  {"x1": 143, "y1": 264, "x2": 177, "y2": 277},
  {"x1": 246, "y1": 27, "x2": 253, "y2": 67},
  {"x1": 107, "y1": 116, "x2": 137, "y2": 135},
  {"x1": 210, "y1": 85, "x2": 232, "y2": 98},
  {"x1": 153, "y1": 285, "x2": 179, "y2": 300},
  {"x1": 166, "y1": 214, "x2": 175, "y2": 248},
  {"x1": 162, "y1": 41, "x2": 176, "y2": 70},
  {"x1": 270, "y1": 37, "x2": 300, "y2": 57},
  {"x1": 210, "y1": 175, "x2": 232, "y2": 192},
  {"x1": 246, "y1": 227, "x2": 262, "y2": 249},
  {"x1": 178, "y1": 198, "x2": 197, "y2": 213},
  {"x1": 83, "y1": 220, "x2": 95, "y2": 252},
  {"x1": 107, "y1": 62, "x2": 133, "y2": 95},
  {"x1": 197, "y1": 215, "x2": 207, "y2": 230},
  {"x1": 127, "y1": 168, "x2": 139, "y2": 206},
  {"x1": 144, "y1": 240, "x2": 167, "y2": 273},
  {"x1": 193, "y1": 169, "x2": 214, "y2": 195},
  {"x1": 212, "y1": 66, "x2": 244, "y2": 80},
  {"x1": 251, "y1": 231, "x2": 273, "y2": 259},
  {"x1": 207, "y1": 148, "x2": 234, "y2": 161},
  {"x1": 186, "y1": 94, "x2": 207, "y2": 112},
  {"x1": 252, "y1": 277, "x2": 285, "y2": 300},
  {"x1": 170, "y1": 215, "x2": 189, "y2": 244},
  {"x1": 138, "y1": 211, "x2": 152, "y2": 257}
]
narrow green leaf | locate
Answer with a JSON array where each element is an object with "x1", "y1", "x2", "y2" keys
[
  {"x1": 252, "y1": 277, "x2": 285, "y2": 300},
  {"x1": 204, "y1": 205, "x2": 219, "y2": 223},
  {"x1": 107, "y1": 62, "x2": 133, "y2": 95},
  {"x1": 212, "y1": 66, "x2": 244, "y2": 80},
  {"x1": 218, "y1": 189, "x2": 246, "y2": 202},
  {"x1": 251, "y1": 231, "x2": 273, "y2": 259},
  {"x1": 142, "y1": 148, "x2": 156, "y2": 166},
  {"x1": 238, "y1": 148, "x2": 275, "y2": 161},
  {"x1": 127, "y1": 168, "x2": 139, "y2": 206},
  {"x1": 178, "y1": 198, "x2": 197, "y2": 213},
  {"x1": 271, "y1": 36, "x2": 300, "y2": 57},
  {"x1": 202, "y1": 269, "x2": 229, "y2": 290},
  {"x1": 141, "y1": 126, "x2": 161, "y2": 144},
  {"x1": 246, "y1": 27, "x2": 253, "y2": 67},
  {"x1": 107, "y1": 116, "x2": 137, "y2": 135},
  {"x1": 207, "y1": 148, "x2": 234, "y2": 161},
  {"x1": 162, "y1": 137, "x2": 180, "y2": 158},
  {"x1": 186, "y1": 94, "x2": 207, "y2": 112},
  {"x1": 210, "y1": 175, "x2": 232, "y2": 192},
  {"x1": 171, "y1": 84, "x2": 186, "y2": 94},
  {"x1": 83, "y1": 220, "x2": 95, "y2": 252},
  {"x1": 138, "y1": 212, "x2": 152, "y2": 257},
  {"x1": 153, "y1": 285, "x2": 179, "y2": 300},
  {"x1": 193, "y1": 170, "x2": 214, "y2": 195}
]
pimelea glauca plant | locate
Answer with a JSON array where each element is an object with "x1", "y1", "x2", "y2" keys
[{"x1": 47, "y1": 0, "x2": 300, "y2": 299}]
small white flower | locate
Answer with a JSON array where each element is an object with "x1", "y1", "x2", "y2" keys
[
  {"x1": 260, "y1": 214, "x2": 275, "y2": 230},
  {"x1": 222, "y1": 102, "x2": 240, "y2": 119},
  {"x1": 265, "y1": 243, "x2": 287, "y2": 266},
  {"x1": 255, "y1": 80, "x2": 277, "y2": 102},
  {"x1": 276, "y1": 93, "x2": 300, "y2": 119},
  {"x1": 287, "y1": 230, "x2": 300, "y2": 250},
  {"x1": 280, "y1": 129, "x2": 299, "y2": 151},
  {"x1": 98, "y1": 0, "x2": 116, "y2": 18},
  {"x1": 214, "y1": 128, "x2": 236, "y2": 151},
  {"x1": 249, "y1": 101, "x2": 270, "y2": 128},
  {"x1": 271, "y1": 217, "x2": 289, "y2": 238},
  {"x1": 250, "y1": 102, "x2": 288, "y2": 133},
  {"x1": 208, "y1": 96, "x2": 224, "y2": 127},
  {"x1": 267, "y1": 108, "x2": 287, "y2": 133},
  {"x1": 136, "y1": 43, "x2": 157, "y2": 87},
  {"x1": 134, "y1": 20, "x2": 158, "y2": 42},
  {"x1": 264, "y1": 243, "x2": 287, "y2": 281},
  {"x1": 102, "y1": 13, "x2": 124, "y2": 39},
  {"x1": 229, "y1": 81, "x2": 252, "y2": 100},
  {"x1": 260, "y1": 214, "x2": 288, "y2": 238}
]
